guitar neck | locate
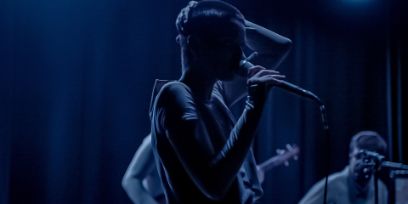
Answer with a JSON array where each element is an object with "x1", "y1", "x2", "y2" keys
[
  {"x1": 258, "y1": 157, "x2": 280, "y2": 172},
  {"x1": 258, "y1": 147, "x2": 299, "y2": 172}
]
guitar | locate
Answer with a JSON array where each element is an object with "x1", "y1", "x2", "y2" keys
[{"x1": 256, "y1": 144, "x2": 300, "y2": 183}]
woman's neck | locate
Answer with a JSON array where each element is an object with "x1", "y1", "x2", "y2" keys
[
  {"x1": 222, "y1": 75, "x2": 247, "y2": 107},
  {"x1": 179, "y1": 69, "x2": 216, "y2": 102}
]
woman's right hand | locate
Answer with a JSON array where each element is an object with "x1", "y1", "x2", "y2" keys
[{"x1": 247, "y1": 65, "x2": 285, "y2": 87}]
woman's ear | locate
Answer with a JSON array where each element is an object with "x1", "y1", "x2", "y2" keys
[
  {"x1": 176, "y1": 34, "x2": 181, "y2": 45},
  {"x1": 176, "y1": 34, "x2": 190, "y2": 48},
  {"x1": 186, "y1": 35, "x2": 193, "y2": 47},
  {"x1": 185, "y1": 36, "x2": 198, "y2": 52}
]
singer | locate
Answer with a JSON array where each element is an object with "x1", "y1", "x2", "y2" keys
[{"x1": 150, "y1": 1, "x2": 286, "y2": 203}]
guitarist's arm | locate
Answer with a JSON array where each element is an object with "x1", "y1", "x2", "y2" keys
[
  {"x1": 122, "y1": 134, "x2": 160, "y2": 204},
  {"x1": 256, "y1": 154, "x2": 282, "y2": 184}
]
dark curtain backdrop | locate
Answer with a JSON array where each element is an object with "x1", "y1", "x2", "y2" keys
[{"x1": 1, "y1": 0, "x2": 406, "y2": 204}]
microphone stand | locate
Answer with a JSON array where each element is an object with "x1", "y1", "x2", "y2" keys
[
  {"x1": 240, "y1": 56, "x2": 330, "y2": 204},
  {"x1": 319, "y1": 105, "x2": 330, "y2": 204},
  {"x1": 269, "y1": 78, "x2": 331, "y2": 204},
  {"x1": 361, "y1": 150, "x2": 408, "y2": 204},
  {"x1": 283, "y1": 90, "x2": 331, "y2": 204},
  {"x1": 380, "y1": 159, "x2": 408, "y2": 203},
  {"x1": 287, "y1": 95, "x2": 331, "y2": 204},
  {"x1": 375, "y1": 168, "x2": 379, "y2": 204},
  {"x1": 382, "y1": 161, "x2": 408, "y2": 170},
  {"x1": 270, "y1": 83, "x2": 330, "y2": 204},
  {"x1": 375, "y1": 161, "x2": 408, "y2": 204}
]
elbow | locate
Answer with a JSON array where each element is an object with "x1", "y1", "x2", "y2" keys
[
  {"x1": 285, "y1": 38, "x2": 293, "y2": 49},
  {"x1": 122, "y1": 174, "x2": 139, "y2": 191},
  {"x1": 196, "y1": 176, "x2": 234, "y2": 201},
  {"x1": 122, "y1": 176, "x2": 146, "y2": 197},
  {"x1": 201, "y1": 185, "x2": 228, "y2": 201},
  {"x1": 280, "y1": 37, "x2": 293, "y2": 54},
  {"x1": 121, "y1": 175, "x2": 131, "y2": 191}
]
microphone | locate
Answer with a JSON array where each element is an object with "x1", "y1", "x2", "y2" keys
[
  {"x1": 358, "y1": 150, "x2": 408, "y2": 170},
  {"x1": 239, "y1": 59, "x2": 322, "y2": 104},
  {"x1": 358, "y1": 150, "x2": 385, "y2": 163}
]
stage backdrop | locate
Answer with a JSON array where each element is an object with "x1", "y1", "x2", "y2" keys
[{"x1": 1, "y1": 0, "x2": 406, "y2": 203}]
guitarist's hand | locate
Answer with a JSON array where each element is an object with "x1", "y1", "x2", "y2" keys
[
  {"x1": 256, "y1": 144, "x2": 299, "y2": 184},
  {"x1": 277, "y1": 144, "x2": 299, "y2": 166}
]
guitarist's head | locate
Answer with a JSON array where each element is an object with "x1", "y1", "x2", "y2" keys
[{"x1": 348, "y1": 131, "x2": 387, "y2": 188}]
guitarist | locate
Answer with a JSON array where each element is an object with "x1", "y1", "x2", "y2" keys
[{"x1": 299, "y1": 131, "x2": 388, "y2": 204}]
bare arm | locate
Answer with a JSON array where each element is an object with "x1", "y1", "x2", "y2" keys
[
  {"x1": 122, "y1": 135, "x2": 159, "y2": 204},
  {"x1": 245, "y1": 20, "x2": 292, "y2": 69},
  {"x1": 156, "y1": 68, "x2": 283, "y2": 200},
  {"x1": 222, "y1": 20, "x2": 292, "y2": 108}
]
